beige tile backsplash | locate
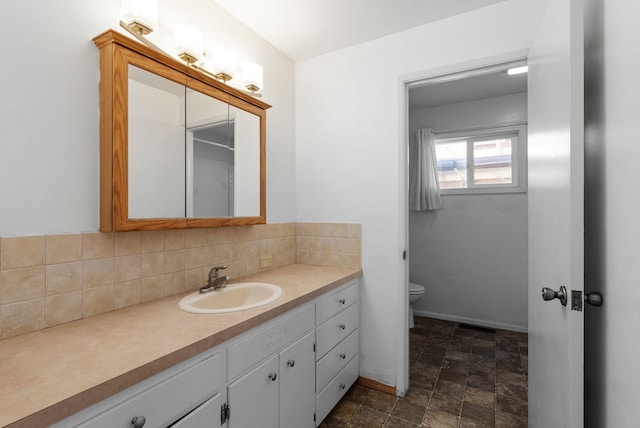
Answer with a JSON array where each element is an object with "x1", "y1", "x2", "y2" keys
[{"x1": 0, "y1": 222, "x2": 361, "y2": 339}]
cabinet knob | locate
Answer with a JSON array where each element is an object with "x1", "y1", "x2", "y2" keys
[
  {"x1": 287, "y1": 359, "x2": 295, "y2": 368},
  {"x1": 338, "y1": 323, "x2": 346, "y2": 330},
  {"x1": 268, "y1": 372, "x2": 278, "y2": 381},
  {"x1": 131, "y1": 416, "x2": 146, "y2": 428},
  {"x1": 338, "y1": 298, "x2": 346, "y2": 304},
  {"x1": 339, "y1": 353, "x2": 346, "y2": 359},
  {"x1": 339, "y1": 383, "x2": 346, "y2": 390}
]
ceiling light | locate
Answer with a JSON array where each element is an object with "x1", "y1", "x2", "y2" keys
[{"x1": 507, "y1": 66, "x2": 528, "y2": 75}]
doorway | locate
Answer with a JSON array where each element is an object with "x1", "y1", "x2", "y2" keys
[{"x1": 398, "y1": 59, "x2": 530, "y2": 404}]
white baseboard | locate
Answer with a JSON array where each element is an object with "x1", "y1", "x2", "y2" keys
[{"x1": 412, "y1": 309, "x2": 528, "y2": 333}]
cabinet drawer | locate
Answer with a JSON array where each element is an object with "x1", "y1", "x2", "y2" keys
[
  {"x1": 77, "y1": 352, "x2": 222, "y2": 428},
  {"x1": 316, "y1": 329, "x2": 359, "y2": 393},
  {"x1": 315, "y1": 280, "x2": 359, "y2": 325},
  {"x1": 228, "y1": 304, "x2": 314, "y2": 380},
  {"x1": 170, "y1": 392, "x2": 222, "y2": 428},
  {"x1": 316, "y1": 303, "x2": 358, "y2": 360},
  {"x1": 315, "y1": 355, "x2": 359, "y2": 426}
]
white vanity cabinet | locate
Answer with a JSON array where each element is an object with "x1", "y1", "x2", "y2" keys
[
  {"x1": 227, "y1": 306, "x2": 316, "y2": 428},
  {"x1": 52, "y1": 279, "x2": 360, "y2": 428},
  {"x1": 52, "y1": 349, "x2": 225, "y2": 428},
  {"x1": 314, "y1": 280, "x2": 360, "y2": 426}
]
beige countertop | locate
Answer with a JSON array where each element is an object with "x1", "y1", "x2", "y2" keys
[{"x1": 0, "y1": 264, "x2": 361, "y2": 428}]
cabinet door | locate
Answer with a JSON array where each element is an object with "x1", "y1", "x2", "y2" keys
[
  {"x1": 228, "y1": 355, "x2": 279, "y2": 428},
  {"x1": 170, "y1": 393, "x2": 222, "y2": 428},
  {"x1": 279, "y1": 331, "x2": 315, "y2": 428}
]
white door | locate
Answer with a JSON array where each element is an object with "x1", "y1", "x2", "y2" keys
[{"x1": 528, "y1": 0, "x2": 584, "y2": 426}]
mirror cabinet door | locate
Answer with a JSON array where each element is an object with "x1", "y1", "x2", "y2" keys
[
  {"x1": 230, "y1": 106, "x2": 261, "y2": 218},
  {"x1": 185, "y1": 87, "x2": 231, "y2": 218},
  {"x1": 128, "y1": 64, "x2": 186, "y2": 219}
]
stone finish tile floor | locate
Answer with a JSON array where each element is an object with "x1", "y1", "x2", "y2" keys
[{"x1": 319, "y1": 316, "x2": 528, "y2": 428}]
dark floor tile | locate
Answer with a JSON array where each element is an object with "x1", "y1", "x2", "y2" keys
[
  {"x1": 496, "y1": 358, "x2": 523, "y2": 373},
  {"x1": 473, "y1": 338, "x2": 495, "y2": 348},
  {"x1": 454, "y1": 327, "x2": 476, "y2": 337},
  {"x1": 442, "y1": 357, "x2": 469, "y2": 374},
  {"x1": 402, "y1": 385, "x2": 432, "y2": 407},
  {"x1": 363, "y1": 389, "x2": 398, "y2": 413},
  {"x1": 472, "y1": 346, "x2": 495, "y2": 357},
  {"x1": 468, "y1": 359, "x2": 496, "y2": 378},
  {"x1": 350, "y1": 406, "x2": 387, "y2": 428},
  {"x1": 464, "y1": 386, "x2": 496, "y2": 409},
  {"x1": 439, "y1": 368, "x2": 467, "y2": 385},
  {"x1": 427, "y1": 336, "x2": 452, "y2": 349},
  {"x1": 391, "y1": 399, "x2": 426, "y2": 425},
  {"x1": 496, "y1": 370, "x2": 525, "y2": 386},
  {"x1": 449, "y1": 340, "x2": 473, "y2": 353},
  {"x1": 409, "y1": 371, "x2": 437, "y2": 391},
  {"x1": 460, "y1": 418, "x2": 494, "y2": 428},
  {"x1": 412, "y1": 327, "x2": 432, "y2": 337},
  {"x1": 344, "y1": 384, "x2": 371, "y2": 405},
  {"x1": 496, "y1": 395, "x2": 528, "y2": 416},
  {"x1": 410, "y1": 332, "x2": 428, "y2": 346},
  {"x1": 434, "y1": 380, "x2": 465, "y2": 401},
  {"x1": 496, "y1": 411, "x2": 528, "y2": 428},
  {"x1": 496, "y1": 382, "x2": 528, "y2": 401},
  {"x1": 467, "y1": 373, "x2": 495, "y2": 392},
  {"x1": 461, "y1": 402, "x2": 495, "y2": 426},
  {"x1": 474, "y1": 331, "x2": 497, "y2": 341},
  {"x1": 323, "y1": 400, "x2": 360, "y2": 426},
  {"x1": 428, "y1": 392, "x2": 462, "y2": 415},
  {"x1": 383, "y1": 415, "x2": 421, "y2": 428},
  {"x1": 423, "y1": 409, "x2": 459, "y2": 428},
  {"x1": 445, "y1": 349, "x2": 471, "y2": 362}
]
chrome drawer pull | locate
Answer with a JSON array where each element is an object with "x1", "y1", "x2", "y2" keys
[
  {"x1": 131, "y1": 416, "x2": 146, "y2": 428},
  {"x1": 338, "y1": 298, "x2": 346, "y2": 304},
  {"x1": 338, "y1": 323, "x2": 346, "y2": 330},
  {"x1": 339, "y1": 383, "x2": 346, "y2": 390},
  {"x1": 339, "y1": 353, "x2": 346, "y2": 359},
  {"x1": 287, "y1": 359, "x2": 295, "y2": 368},
  {"x1": 268, "y1": 372, "x2": 277, "y2": 381}
]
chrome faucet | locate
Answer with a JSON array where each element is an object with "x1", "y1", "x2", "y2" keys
[{"x1": 200, "y1": 265, "x2": 231, "y2": 293}]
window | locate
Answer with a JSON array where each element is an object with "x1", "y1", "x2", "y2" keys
[{"x1": 434, "y1": 125, "x2": 526, "y2": 194}]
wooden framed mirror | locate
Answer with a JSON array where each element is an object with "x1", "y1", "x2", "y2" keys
[{"x1": 94, "y1": 30, "x2": 269, "y2": 231}]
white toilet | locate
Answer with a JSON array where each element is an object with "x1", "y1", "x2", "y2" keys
[{"x1": 408, "y1": 282, "x2": 426, "y2": 329}]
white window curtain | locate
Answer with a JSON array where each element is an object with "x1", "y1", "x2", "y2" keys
[{"x1": 409, "y1": 128, "x2": 443, "y2": 211}]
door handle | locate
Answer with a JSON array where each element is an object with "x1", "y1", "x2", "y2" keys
[
  {"x1": 585, "y1": 291, "x2": 603, "y2": 307},
  {"x1": 541, "y1": 286, "x2": 567, "y2": 306}
]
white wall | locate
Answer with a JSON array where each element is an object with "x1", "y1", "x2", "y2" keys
[
  {"x1": 409, "y1": 93, "x2": 528, "y2": 332},
  {"x1": 0, "y1": 0, "x2": 296, "y2": 236},
  {"x1": 296, "y1": 0, "x2": 544, "y2": 386},
  {"x1": 584, "y1": 0, "x2": 640, "y2": 425}
]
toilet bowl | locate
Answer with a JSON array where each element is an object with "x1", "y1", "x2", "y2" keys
[{"x1": 408, "y1": 282, "x2": 425, "y2": 329}]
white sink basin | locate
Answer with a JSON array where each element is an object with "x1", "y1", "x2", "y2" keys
[{"x1": 178, "y1": 282, "x2": 284, "y2": 314}]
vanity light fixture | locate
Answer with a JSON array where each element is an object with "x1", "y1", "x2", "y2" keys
[
  {"x1": 121, "y1": 0, "x2": 157, "y2": 35},
  {"x1": 118, "y1": 0, "x2": 263, "y2": 97},
  {"x1": 208, "y1": 47, "x2": 237, "y2": 82},
  {"x1": 507, "y1": 65, "x2": 528, "y2": 75},
  {"x1": 175, "y1": 24, "x2": 204, "y2": 66},
  {"x1": 242, "y1": 62, "x2": 263, "y2": 93}
]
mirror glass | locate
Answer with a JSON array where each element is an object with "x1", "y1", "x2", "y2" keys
[
  {"x1": 128, "y1": 65, "x2": 186, "y2": 219},
  {"x1": 126, "y1": 65, "x2": 262, "y2": 221}
]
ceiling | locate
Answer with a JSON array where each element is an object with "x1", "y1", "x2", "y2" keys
[
  {"x1": 213, "y1": 0, "x2": 508, "y2": 60},
  {"x1": 409, "y1": 69, "x2": 528, "y2": 110}
]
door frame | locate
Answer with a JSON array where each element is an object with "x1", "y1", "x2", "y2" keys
[{"x1": 396, "y1": 49, "x2": 530, "y2": 396}]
